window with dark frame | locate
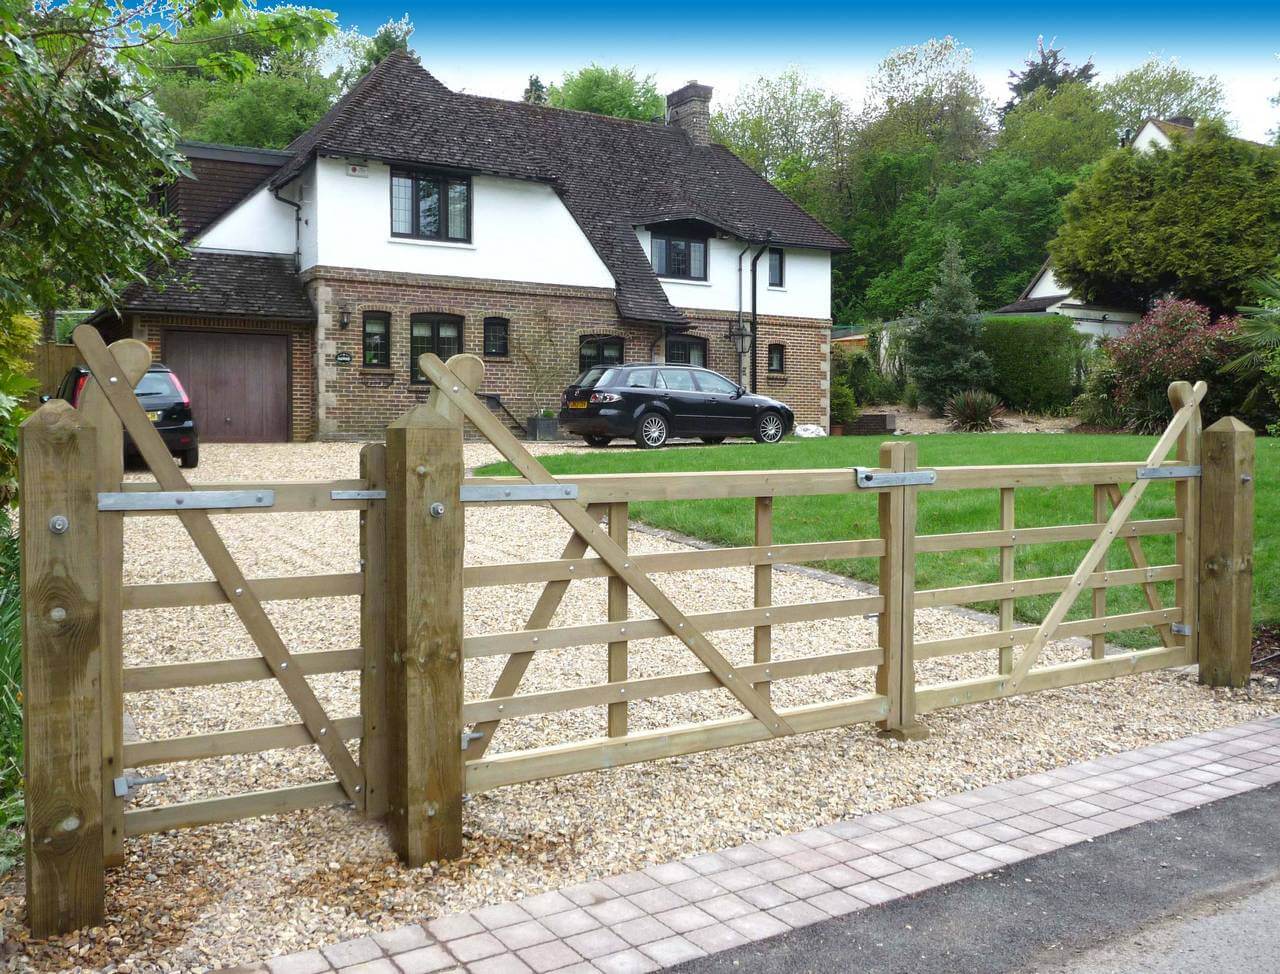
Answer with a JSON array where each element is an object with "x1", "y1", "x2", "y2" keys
[
  {"x1": 483, "y1": 316, "x2": 510, "y2": 357},
  {"x1": 768, "y1": 247, "x2": 785, "y2": 287},
  {"x1": 409, "y1": 313, "x2": 463, "y2": 383},
  {"x1": 362, "y1": 311, "x2": 390, "y2": 368},
  {"x1": 578, "y1": 335, "x2": 625, "y2": 373},
  {"x1": 768, "y1": 343, "x2": 785, "y2": 372},
  {"x1": 666, "y1": 334, "x2": 707, "y2": 367},
  {"x1": 391, "y1": 170, "x2": 471, "y2": 242},
  {"x1": 651, "y1": 232, "x2": 708, "y2": 280}
]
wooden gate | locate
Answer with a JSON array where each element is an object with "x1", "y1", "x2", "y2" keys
[{"x1": 18, "y1": 336, "x2": 1255, "y2": 936}]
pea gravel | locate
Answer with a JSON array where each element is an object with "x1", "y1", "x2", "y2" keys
[{"x1": 2, "y1": 440, "x2": 1275, "y2": 973}]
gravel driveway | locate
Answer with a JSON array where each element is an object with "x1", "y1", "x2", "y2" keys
[{"x1": 2, "y1": 440, "x2": 1275, "y2": 973}]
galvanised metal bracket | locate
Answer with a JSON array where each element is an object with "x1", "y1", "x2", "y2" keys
[
  {"x1": 97, "y1": 489, "x2": 275, "y2": 512},
  {"x1": 1171, "y1": 622, "x2": 1193, "y2": 636},
  {"x1": 331, "y1": 489, "x2": 386, "y2": 501},
  {"x1": 1136, "y1": 465, "x2": 1202, "y2": 480},
  {"x1": 460, "y1": 483, "x2": 579, "y2": 502},
  {"x1": 461, "y1": 730, "x2": 485, "y2": 750},
  {"x1": 113, "y1": 772, "x2": 168, "y2": 799},
  {"x1": 853, "y1": 467, "x2": 938, "y2": 489}
]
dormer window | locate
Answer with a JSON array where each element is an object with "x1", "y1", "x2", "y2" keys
[
  {"x1": 391, "y1": 169, "x2": 471, "y2": 242},
  {"x1": 651, "y1": 231, "x2": 708, "y2": 281}
]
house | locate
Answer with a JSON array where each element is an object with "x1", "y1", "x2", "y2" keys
[
  {"x1": 90, "y1": 52, "x2": 847, "y2": 442},
  {"x1": 990, "y1": 116, "x2": 1200, "y2": 338}
]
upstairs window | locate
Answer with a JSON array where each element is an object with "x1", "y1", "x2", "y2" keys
[
  {"x1": 651, "y1": 232, "x2": 708, "y2": 280},
  {"x1": 362, "y1": 311, "x2": 390, "y2": 368},
  {"x1": 768, "y1": 247, "x2": 785, "y2": 287},
  {"x1": 391, "y1": 170, "x2": 471, "y2": 242},
  {"x1": 410, "y1": 313, "x2": 463, "y2": 383},
  {"x1": 768, "y1": 343, "x2": 785, "y2": 373},
  {"x1": 483, "y1": 316, "x2": 510, "y2": 357}
]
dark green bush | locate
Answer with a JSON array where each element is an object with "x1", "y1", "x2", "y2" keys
[
  {"x1": 829, "y1": 376, "x2": 859, "y2": 426},
  {"x1": 980, "y1": 314, "x2": 1078, "y2": 413}
]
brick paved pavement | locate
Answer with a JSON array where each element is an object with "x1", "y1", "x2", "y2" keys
[{"x1": 245, "y1": 716, "x2": 1280, "y2": 974}]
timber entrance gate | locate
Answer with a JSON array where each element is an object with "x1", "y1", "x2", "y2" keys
[{"x1": 19, "y1": 330, "x2": 1255, "y2": 936}]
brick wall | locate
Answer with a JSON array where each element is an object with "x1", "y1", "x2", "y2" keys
[
  {"x1": 302, "y1": 266, "x2": 831, "y2": 438},
  {"x1": 130, "y1": 314, "x2": 316, "y2": 441}
]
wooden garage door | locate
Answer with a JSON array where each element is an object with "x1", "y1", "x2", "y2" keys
[{"x1": 164, "y1": 330, "x2": 290, "y2": 442}]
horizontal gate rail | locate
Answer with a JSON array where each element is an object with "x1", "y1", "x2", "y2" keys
[
  {"x1": 464, "y1": 648, "x2": 883, "y2": 724},
  {"x1": 916, "y1": 607, "x2": 1184, "y2": 659},
  {"x1": 915, "y1": 564, "x2": 1182, "y2": 609},
  {"x1": 914, "y1": 517, "x2": 1182, "y2": 553},
  {"x1": 123, "y1": 648, "x2": 363, "y2": 692},
  {"x1": 123, "y1": 782, "x2": 347, "y2": 837},
  {"x1": 464, "y1": 594, "x2": 885, "y2": 659},
  {"x1": 125, "y1": 714, "x2": 364, "y2": 766},
  {"x1": 123, "y1": 572, "x2": 363, "y2": 610}
]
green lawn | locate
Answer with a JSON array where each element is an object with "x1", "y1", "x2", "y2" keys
[{"x1": 477, "y1": 433, "x2": 1277, "y2": 649}]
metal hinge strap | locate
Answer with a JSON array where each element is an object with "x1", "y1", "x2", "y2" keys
[
  {"x1": 460, "y1": 483, "x2": 579, "y2": 502},
  {"x1": 853, "y1": 467, "x2": 938, "y2": 489},
  {"x1": 461, "y1": 730, "x2": 485, "y2": 749},
  {"x1": 98, "y1": 489, "x2": 275, "y2": 512},
  {"x1": 1171, "y1": 622, "x2": 1192, "y2": 636},
  {"x1": 1136, "y1": 465, "x2": 1202, "y2": 480},
  {"x1": 331, "y1": 489, "x2": 387, "y2": 501}
]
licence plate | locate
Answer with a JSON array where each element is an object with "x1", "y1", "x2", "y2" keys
[
  {"x1": 146, "y1": 410, "x2": 163, "y2": 421},
  {"x1": 568, "y1": 401, "x2": 588, "y2": 409}
]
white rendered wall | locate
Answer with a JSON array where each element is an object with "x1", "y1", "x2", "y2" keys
[
  {"x1": 634, "y1": 229, "x2": 831, "y2": 319},
  {"x1": 1131, "y1": 123, "x2": 1174, "y2": 154},
  {"x1": 1027, "y1": 264, "x2": 1068, "y2": 299},
  {"x1": 297, "y1": 167, "x2": 317, "y2": 270},
  {"x1": 195, "y1": 185, "x2": 296, "y2": 255},
  {"x1": 307, "y1": 158, "x2": 613, "y2": 288}
]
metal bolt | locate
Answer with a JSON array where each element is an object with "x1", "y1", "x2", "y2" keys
[
  {"x1": 623, "y1": 562, "x2": 631, "y2": 569},
  {"x1": 532, "y1": 636, "x2": 539, "y2": 644},
  {"x1": 355, "y1": 785, "x2": 362, "y2": 793},
  {"x1": 255, "y1": 494, "x2": 264, "y2": 503},
  {"x1": 50, "y1": 607, "x2": 66, "y2": 622},
  {"x1": 319, "y1": 727, "x2": 327, "y2": 736},
  {"x1": 108, "y1": 376, "x2": 118, "y2": 384},
  {"x1": 59, "y1": 815, "x2": 81, "y2": 833},
  {"x1": 416, "y1": 464, "x2": 427, "y2": 475},
  {"x1": 48, "y1": 515, "x2": 69, "y2": 534},
  {"x1": 568, "y1": 566, "x2": 575, "y2": 573},
  {"x1": 280, "y1": 661, "x2": 288, "y2": 670},
  {"x1": 451, "y1": 385, "x2": 459, "y2": 393},
  {"x1": 1242, "y1": 474, "x2": 1254, "y2": 484},
  {"x1": 430, "y1": 502, "x2": 445, "y2": 518},
  {"x1": 175, "y1": 496, "x2": 184, "y2": 505},
  {"x1": 234, "y1": 587, "x2": 244, "y2": 596},
  {"x1": 619, "y1": 626, "x2": 627, "y2": 634},
  {"x1": 619, "y1": 688, "x2": 626, "y2": 696},
  {"x1": 497, "y1": 704, "x2": 504, "y2": 712}
]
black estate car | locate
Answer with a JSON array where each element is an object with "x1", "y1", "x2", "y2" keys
[
  {"x1": 559, "y1": 364, "x2": 794, "y2": 448},
  {"x1": 54, "y1": 363, "x2": 200, "y2": 468}
]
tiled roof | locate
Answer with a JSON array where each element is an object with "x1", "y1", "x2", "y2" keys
[
  {"x1": 270, "y1": 52, "x2": 847, "y2": 325},
  {"x1": 991, "y1": 294, "x2": 1068, "y2": 315},
  {"x1": 115, "y1": 252, "x2": 313, "y2": 319}
]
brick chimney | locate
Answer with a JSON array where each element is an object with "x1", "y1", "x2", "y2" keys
[{"x1": 666, "y1": 81, "x2": 713, "y2": 144}]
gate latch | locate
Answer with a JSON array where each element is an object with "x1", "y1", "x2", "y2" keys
[
  {"x1": 113, "y1": 772, "x2": 168, "y2": 799},
  {"x1": 853, "y1": 467, "x2": 938, "y2": 489},
  {"x1": 461, "y1": 730, "x2": 485, "y2": 750}
]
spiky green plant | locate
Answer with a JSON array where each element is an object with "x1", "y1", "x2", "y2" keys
[{"x1": 944, "y1": 388, "x2": 1006, "y2": 432}]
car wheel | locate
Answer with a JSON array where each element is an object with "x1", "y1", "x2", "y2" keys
[
  {"x1": 753, "y1": 411, "x2": 785, "y2": 444},
  {"x1": 636, "y1": 412, "x2": 669, "y2": 449},
  {"x1": 700, "y1": 437, "x2": 726, "y2": 445},
  {"x1": 180, "y1": 445, "x2": 200, "y2": 468},
  {"x1": 584, "y1": 435, "x2": 613, "y2": 447}
]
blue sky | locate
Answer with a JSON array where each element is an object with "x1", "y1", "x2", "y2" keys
[{"x1": 327, "y1": 2, "x2": 1279, "y2": 139}]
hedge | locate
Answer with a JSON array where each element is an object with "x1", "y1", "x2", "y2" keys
[{"x1": 980, "y1": 314, "x2": 1078, "y2": 412}]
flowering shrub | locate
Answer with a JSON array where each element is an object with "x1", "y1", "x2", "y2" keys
[{"x1": 1104, "y1": 299, "x2": 1245, "y2": 433}]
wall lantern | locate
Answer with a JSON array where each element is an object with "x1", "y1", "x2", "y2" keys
[
  {"x1": 338, "y1": 306, "x2": 351, "y2": 329},
  {"x1": 729, "y1": 319, "x2": 753, "y2": 356}
]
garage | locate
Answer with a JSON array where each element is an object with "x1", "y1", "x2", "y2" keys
[{"x1": 164, "y1": 329, "x2": 291, "y2": 442}]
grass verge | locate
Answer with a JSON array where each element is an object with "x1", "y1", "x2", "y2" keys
[{"x1": 477, "y1": 433, "x2": 1277, "y2": 649}]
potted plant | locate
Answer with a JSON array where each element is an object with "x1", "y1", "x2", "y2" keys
[
  {"x1": 526, "y1": 407, "x2": 559, "y2": 441},
  {"x1": 829, "y1": 376, "x2": 859, "y2": 435}
]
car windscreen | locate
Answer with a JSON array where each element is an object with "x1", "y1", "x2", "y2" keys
[
  {"x1": 135, "y1": 372, "x2": 180, "y2": 397},
  {"x1": 572, "y1": 367, "x2": 618, "y2": 390}
]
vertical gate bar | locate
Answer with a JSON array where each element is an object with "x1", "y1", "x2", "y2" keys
[
  {"x1": 385, "y1": 402, "x2": 465, "y2": 866},
  {"x1": 77, "y1": 340, "x2": 149, "y2": 865},
  {"x1": 1172, "y1": 384, "x2": 1202, "y2": 664},
  {"x1": 754, "y1": 496, "x2": 773, "y2": 698},
  {"x1": 998, "y1": 487, "x2": 1015, "y2": 675},
  {"x1": 876, "y1": 442, "x2": 905, "y2": 733},
  {"x1": 607, "y1": 501, "x2": 629, "y2": 737},
  {"x1": 1197, "y1": 417, "x2": 1254, "y2": 687},
  {"x1": 359, "y1": 443, "x2": 389, "y2": 817},
  {"x1": 1091, "y1": 485, "x2": 1108, "y2": 660},
  {"x1": 21, "y1": 401, "x2": 105, "y2": 937}
]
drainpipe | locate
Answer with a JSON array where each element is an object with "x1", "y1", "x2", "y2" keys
[
  {"x1": 273, "y1": 184, "x2": 302, "y2": 273},
  {"x1": 735, "y1": 241, "x2": 751, "y2": 385},
  {"x1": 748, "y1": 232, "x2": 774, "y2": 394}
]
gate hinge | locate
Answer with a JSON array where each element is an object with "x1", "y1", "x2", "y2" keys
[
  {"x1": 1171, "y1": 622, "x2": 1192, "y2": 636},
  {"x1": 461, "y1": 730, "x2": 485, "y2": 750},
  {"x1": 113, "y1": 772, "x2": 168, "y2": 799},
  {"x1": 99, "y1": 489, "x2": 275, "y2": 511},
  {"x1": 853, "y1": 467, "x2": 937, "y2": 489},
  {"x1": 1136, "y1": 465, "x2": 1201, "y2": 481}
]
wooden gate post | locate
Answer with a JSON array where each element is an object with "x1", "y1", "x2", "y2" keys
[
  {"x1": 359, "y1": 443, "x2": 389, "y2": 818},
  {"x1": 384, "y1": 378, "x2": 469, "y2": 866},
  {"x1": 1198, "y1": 417, "x2": 1255, "y2": 687},
  {"x1": 20, "y1": 400, "x2": 104, "y2": 937},
  {"x1": 877, "y1": 441, "x2": 928, "y2": 741}
]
